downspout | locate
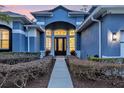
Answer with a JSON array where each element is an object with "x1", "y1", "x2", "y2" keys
[
  {"x1": 28, "y1": 30, "x2": 30, "y2": 52},
  {"x1": 26, "y1": 26, "x2": 30, "y2": 52},
  {"x1": 91, "y1": 17, "x2": 102, "y2": 58}
]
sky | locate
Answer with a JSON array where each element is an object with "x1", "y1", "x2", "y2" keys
[{"x1": 1, "y1": 5, "x2": 91, "y2": 20}]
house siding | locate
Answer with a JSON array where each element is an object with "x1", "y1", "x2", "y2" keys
[
  {"x1": 80, "y1": 14, "x2": 124, "y2": 59},
  {"x1": 40, "y1": 32, "x2": 45, "y2": 51},
  {"x1": 81, "y1": 23, "x2": 99, "y2": 59},
  {"x1": 76, "y1": 33, "x2": 81, "y2": 50},
  {"x1": 101, "y1": 14, "x2": 124, "y2": 57},
  {"x1": 35, "y1": 9, "x2": 84, "y2": 29},
  {"x1": 29, "y1": 37, "x2": 36, "y2": 52},
  {"x1": 12, "y1": 33, "x2": 26, "y2": 52}
]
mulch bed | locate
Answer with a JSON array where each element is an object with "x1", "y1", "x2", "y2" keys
[
  {"x1": 66, "y1": 56, "x2": 124, "y2": 88},
  {"x1": 0, "y1": 55, "x2": 55, "y2": 88},
  {"x1": 26, "y1": 60, "x2": 55, "y2": 88},
  {"x1": 26, "y1": 69, "x2": 53, "y2": 88},
  {"x1": 70, "y1": 74, "x2": 124, "y2": 88}
]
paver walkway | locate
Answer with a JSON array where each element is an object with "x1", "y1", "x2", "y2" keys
[{"x1": 48, "y1": 56, "x2": 73, "y2": 88}]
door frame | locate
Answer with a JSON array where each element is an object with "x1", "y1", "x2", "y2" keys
[{"x1": 54, "y1": 37, "x2": 66, "y2": 56}]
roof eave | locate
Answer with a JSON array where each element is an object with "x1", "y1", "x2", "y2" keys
[
  {"x1": 76, "y1": 5, "x2": 124, "y2": 32},
  {"x1": 25, "y1": 25, "x2": 45, "y2": 32},
  {"x1": 76, "y1": 6, "x2": 102, "y2": 32},
  {"x1": 9, "y1": 15, "x2": 32, "y2": 24},
  {"x1": 68, "y1": 12, "x2": 88, "y2": 17}
]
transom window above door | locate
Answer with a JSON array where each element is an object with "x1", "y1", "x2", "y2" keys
[{"x1": 54, "y1": 29, "x2": 67, "y2": 36}]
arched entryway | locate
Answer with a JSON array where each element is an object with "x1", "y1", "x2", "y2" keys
[
  {"x1": 45, "y1": 21, "x2": 76, "y2": 56},
  {"x1": 0, "y1": 24, "x2": 12, "y2": 52}
]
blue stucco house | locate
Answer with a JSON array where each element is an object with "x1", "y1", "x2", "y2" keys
[
  {"x1": 1, "y1": 5, "x2": 124, "y2": 59},
  {"x1": 78, "y1": 5, "x2": 124, "y2": 59}
]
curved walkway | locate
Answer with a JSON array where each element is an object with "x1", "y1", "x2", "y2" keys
[{"x1": 48, "y1": 56, "x2": 73, "y2": 88}]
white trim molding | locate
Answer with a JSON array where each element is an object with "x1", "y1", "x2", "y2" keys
[
  {"x1": 76, "y1": 50, "x2": 81, "y2": 58},
  {"x1": 12, "y1": 29, "x2": 26, "y2": 35}
]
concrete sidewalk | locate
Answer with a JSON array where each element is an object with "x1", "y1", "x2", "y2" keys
[{"x1": 48, "y1": 57, "x2": 73, "y2": 88}]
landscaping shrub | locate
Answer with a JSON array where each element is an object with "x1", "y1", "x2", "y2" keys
[
  {"x1": 0, "y1": 52, "x2": 41, "y2": 65},
  {"x1": 70, "y1": 50, "x2": 77, "y2": 56},
  {"x1": 66, "y1": 56, "x2": 124, "y2": 82},
  {"x1": 0, "y1": 56, "x2": 54, "y2": 88},
  {"x1": 45, "y1": 50, "x2": 51, "y2": 56},
  {"x1": 88, "y1": 56, "x2": 124, "y2": 64}
]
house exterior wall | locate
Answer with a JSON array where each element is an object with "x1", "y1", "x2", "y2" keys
[
  {"x1": 40, "y1": 32, "x2": 45, "y2": 51},
  {"x1": 101, "y1": 14, "x2": 124, "y2": 57},
  {"x1": 0, "y1": 18, "x2": 43, "y2": 52},
  {"x1": 34, "y1": 9, "x2": 84, "y2": 28},
  {"x1": 27, "y1": 28, "x2": 41, "y2": 52},
  {"x1": 80, "y1": 14, "x2": 124, "y2": 59},
  {"x1": 12, "y1": 33, "x2": 26, "y2": 52},
  {"x1": 12, "y1": 20, "x2": 27, "y2": 52},
  {"x1": 2, "y1": 6, "x2": 124, "y2": 58},
  {"x1": 34, "y1": 7, "x2": 85, "y2": 57},
  {"x1": 81, "y1": 23, "x2": 99, "y2": 59}
]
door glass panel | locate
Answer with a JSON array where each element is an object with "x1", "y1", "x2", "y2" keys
[
  {"x1": 58, "y1": 38, "x2": 62, "y2": 51},
  {"x1": 55, "y1": 37, "x2": 66, "y2": 55}
]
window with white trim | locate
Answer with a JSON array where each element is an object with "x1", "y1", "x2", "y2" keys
[
  {"x1": 69, "y1": 29, "x2": 75, "y2": 51},
  {"x1": 46, "y1": 29, "x2": 52, "y2": 50}
]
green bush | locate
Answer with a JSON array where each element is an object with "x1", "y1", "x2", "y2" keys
[
  {"x1": 88, "y1": 56, "x2": 124, "y2": 63},
  {"x1": 45, "y1": 50, "x2": 51, "y2": 56},
  {"x1": 0, "y1": 52, "x2": 41, "y2": 65},
  {"x1": 0, "y1": 56, "x2": 54, "y2": 88},
  {"x1": 70, "y1": 50, "x2": 77, "y2": 56}
]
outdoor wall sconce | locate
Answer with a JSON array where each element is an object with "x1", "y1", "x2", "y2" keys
[{"x1": 112, "y1": 33, "x2": 117, "y2": 41}]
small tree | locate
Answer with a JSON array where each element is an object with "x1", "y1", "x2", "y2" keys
[
  {"x1": 0, "y1": 13, "x2": 11, "y2": 24},
  {"x1": 0, "y1": 5, "x2": 11, "y2": 24}
]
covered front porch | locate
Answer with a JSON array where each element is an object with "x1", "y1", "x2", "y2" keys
[{"x1": 45, "y1": 21, "x2": 76, "y2": 56}]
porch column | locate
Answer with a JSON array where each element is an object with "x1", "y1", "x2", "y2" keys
[
  {"x1": 27, "y1": 30, "x2": 30, "y2": 52},
  {"x1": 51, "y1": 31, "x2": 55, "y2": 56},
  {"x1": 67, "y1": 31, "x2": 70, "y2": 55}
]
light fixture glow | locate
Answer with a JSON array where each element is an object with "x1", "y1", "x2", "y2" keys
[{"x1": 113, "y1": 33, "x2": 117, "y2": 41}]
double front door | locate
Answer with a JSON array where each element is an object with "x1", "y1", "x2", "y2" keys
[{"x1": 54, "y1": 37, "x2": 66, "y2": 55}]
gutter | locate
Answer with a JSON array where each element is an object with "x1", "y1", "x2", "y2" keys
[
  {"x1": 91, "y1": 16, "x2": 102, "y2": 58},
  {"x1": 24, "y1": 25, "x2": 45, "y2": 32},
  {"x1": 77, "y1": 6, "x2": 101, "y2": 32},
  {"x1": 27, "y1": 31, "x2": 30, "y2": 52}
]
